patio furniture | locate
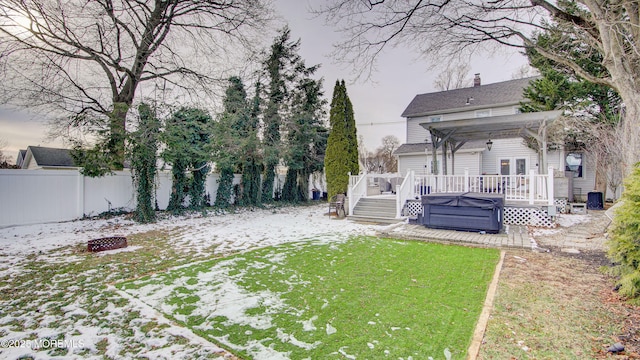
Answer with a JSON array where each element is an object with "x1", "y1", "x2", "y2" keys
[{"x1": 329, "y1": 194, "x2": 346, "y2": 218}]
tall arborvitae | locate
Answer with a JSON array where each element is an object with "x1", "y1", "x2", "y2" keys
[
  {"x1": 325, "y1": 80, "x2": 359, "y2": 199},
  {"x1": 130, "y1": 103, "x2": 160, "y2": 223},
  {"x1": 239, "y1": 81, "x2": 263, "y2": 206},
  {"x1": 213, "y1": 76, "x2": 249, "y2": 209},
  {"x1": 342, "y1": 80, "x2": 359, "y2": 178}
]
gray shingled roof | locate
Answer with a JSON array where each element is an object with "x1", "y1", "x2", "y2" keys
[
  {"x1": 29, "y1": 146, "x2": 76, "y2": 167},
  {"x1": 401, "y1": 76, "x2": 539, "y2": 118},
  {"x1": 394, "y1": 140, "x2": 488, "y2": 155}
]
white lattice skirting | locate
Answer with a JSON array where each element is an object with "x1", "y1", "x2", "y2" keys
[
  {"x1": 504, "y1": 206, "x2": 556, "y2": 227},
  {"x1": 405, "y1": 200, "x2": 423, "y2": 217},
  {"x1": 555, "y1": 198, "x2": 568, "y2": 214},
  {"x1": 404, "y1": 200, "x2": 556, "y2": 228}
]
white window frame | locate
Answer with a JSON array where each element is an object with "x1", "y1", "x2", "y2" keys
[
  {"x1": 430, "y1": 115, "x2": 442, "y2": 123},
  {"x1": 475, "y1": 109, "x2": 491, "y2": 118},
  {"x1": 565, "y1": 152, "x2": 584, "y2": 179},
  {"x1": 497, "y1": 157, "x2": 529, "y2": 176}
]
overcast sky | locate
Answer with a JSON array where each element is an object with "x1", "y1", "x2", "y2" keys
[{"x1": 0, "y1": 0, "x2": 529, "y2": 162}]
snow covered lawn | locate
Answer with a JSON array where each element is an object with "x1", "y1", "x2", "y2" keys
[
  {"x1": 0, "y1": 203, "x2": 499, "y2": 359},
  {"x1": 0, "y1": 204, "x2": 384, "y2": 359}
]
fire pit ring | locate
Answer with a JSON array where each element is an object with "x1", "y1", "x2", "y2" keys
[{"x1": 87, "y1": 236, "x2": 127, "y2": 252}]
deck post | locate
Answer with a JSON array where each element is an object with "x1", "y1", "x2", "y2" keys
[
  {"x1": 464, "y1": 168, "x2": 469, "y2": 192},
  {"x1": 410, "y1": 170, "x2": 415, "y2": 198},
  {"x1": 529, "y1": 169, "x2": 535, "y2": 205},
  {"x1": 347, "y1": 172, "x2": 352, "y2": 204},
  {"x1": 547, "y1": 166, "x2": 555, "y2": 206}
]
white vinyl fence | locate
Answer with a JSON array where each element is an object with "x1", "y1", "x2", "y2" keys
[{"x1": 0, "y1": 169, "x2": 286, "y2": 227}]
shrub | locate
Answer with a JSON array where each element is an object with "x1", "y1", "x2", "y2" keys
[{"x1": 607, "y1": 163, "x2": 640, "y2": 303}]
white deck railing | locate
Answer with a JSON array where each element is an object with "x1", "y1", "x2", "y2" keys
[
  {"x1": 413, "y1": 167, "x2": 555, "y2": 205},
  {"x1": 346, "y1": 167, "x2": 555, "y2": 219},
  {"x1": 396, "y1": 171, "x2": 414, "y2": 218},
  {"x1": 347, "y1": 172, "x2": 368, "y2": 216}
]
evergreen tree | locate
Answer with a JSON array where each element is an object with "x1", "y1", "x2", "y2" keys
[
  {"x1": 213, "y1": 76, "x2": 249, "y2": 209},
  {"x1": 162, "y1": 107, "x2": 212, "y2": 212},
  {"x1": 261, "y1": 27, "x2": 301, "y2": 202},
  {"x1": 325, "y1": 80, "x2": 359, "y2": 199},
  {"x1": 607, "y1": 163, "x2": 640, "y2": 303},
  {"x1": 129, "y1": 103, "x2": 160, "y2": 223},
  {"x1": 239, "y1": 82, "x2": 263, "y2": 206},
  {"x1": 522, "y1": 29, "x2": 623, "y2": 196},
  {"x1": 282, "y1": 73, "x2": 328, "y2": 202}
]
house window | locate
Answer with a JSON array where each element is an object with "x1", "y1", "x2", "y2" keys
[
  {"x1": 475, "y1": 110, "x2": 491, "y2": 118},
  {"x1": 516, "y1": 158, "x2": 527, "y2": 175},
  {"x1": 430, "y1": 116, "x2": 442, "y2": 122},
  {"x1": 565, "y1": 153, "x2": 583, "y2": 178}
]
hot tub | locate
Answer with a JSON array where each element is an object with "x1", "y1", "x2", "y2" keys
[{"x1": 419, "y1": 192, "x2": 504, "y2": 233}]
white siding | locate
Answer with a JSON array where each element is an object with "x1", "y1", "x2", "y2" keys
[
  {"x1": 567, "y1": 151, "x2": 597, "y2": 199},
  {"x1": 481, "y1": 138, "x2": 538, "y2": 174},
  {"x1": 491, "y1": 106, "x2": 519, "y2": 117},
  {"x1": 452, "y1": 152, "x2": 481, "y2": 175},
  {"x1": 398, "y1": 154, "x2": 429, "y2": 175},
  {"x1": 441, "y1": 105, "x2": 517, "y2": 120},
  {"x1": 399, "y1": 151, "x2": 481, "y2": 176},
  {"x1": 406, "y1": 117, "x2": 432, "y2": 143}
]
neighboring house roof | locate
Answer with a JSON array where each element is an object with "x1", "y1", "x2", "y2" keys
[
  {"x1": 16, "y1": 149, "x2": 26, "y2": 168},
  {"x1": 23, "y1": 146, "x2": 76, "y2": 168},
  {"x1": 401, "y1": 76, "x2": 539, "y2": 118},
  {"x1": 394, "y1": 140, "x2": 488, "y2": 156}
]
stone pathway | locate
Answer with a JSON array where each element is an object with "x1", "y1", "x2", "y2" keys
[
  {"x1": 377, "y1": 210, "x2": 612, "y2": 252},
  {"x1": 534, "y1": 210, "x2": 611, "y2": 252}
]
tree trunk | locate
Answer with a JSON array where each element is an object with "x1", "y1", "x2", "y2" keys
[
  {"x1": 108, "y1": 102, "x2": 130, "y2": 170},
  {"x1": 617, "y1": 94, "x2": 640, "y2": 175},
  {"x1": 262, "y1": 164, "x2": 276, "y2": 202}
]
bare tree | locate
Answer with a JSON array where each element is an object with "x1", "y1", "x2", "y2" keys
[
  {"x1": 357, "y1": 134, "x2": 368, "y2": 170},
  {"x1": 363, "y1": 150, "x2": 383, "y2": 173},
  {"x1": 317, "y1": 0, "x2": 640, "y2": 172},
  {"x1": 0, "y1": 137, "x2": 8, "y2": 163},
  {"x1": 582, "y1": 119, "x2": 625, "y2": 201},
  {"x1": 433, "y1": 62, "x2": 471, "y2": 91},
  {"x1": 0, "y1": 0, "x2": 274, "y2": 168},
  {"x1": 378, "y1": 135, "x2": 399, "y2": 173}
]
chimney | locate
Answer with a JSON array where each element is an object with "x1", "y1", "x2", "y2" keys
[{"x1": 474, "y1": 73, "x2": 481, "y2": 87}]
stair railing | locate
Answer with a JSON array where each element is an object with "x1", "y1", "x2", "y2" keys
[
  {"x1": 347, "y1": 172, "x2": 367, "y2": 216},
  {"x1": 396, "y1": 170, "x2": 414, "y2": 218}
]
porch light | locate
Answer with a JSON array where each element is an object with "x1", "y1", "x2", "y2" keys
[{"x1": 486, "y1": 139, "x2": 493, "y2": 151}]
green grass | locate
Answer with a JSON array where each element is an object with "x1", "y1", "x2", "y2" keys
[{"x1": 118, "y1": 237, "x2": 500, "y2": 359}]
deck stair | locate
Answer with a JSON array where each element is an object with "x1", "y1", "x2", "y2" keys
[{"x1": 348, "y1": 197, "x2": 401, "y2": 223}]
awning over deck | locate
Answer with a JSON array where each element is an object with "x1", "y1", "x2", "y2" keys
[{"x1": 420, "y1": 110, "x2": 563, "y2": 174}]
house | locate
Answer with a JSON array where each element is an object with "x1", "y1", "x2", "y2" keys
[
  {"x1": 395, "y1": 74, "x2": 594, "y2": 199},
  {"x1": 347, "y1": 74, "x2": 598, "y2": 226},
  {"x1": 19, "y1": 146, "x2": 77, "y2": 170},
  {"x1": 15, "y1": 149, "x2": 26, "y2": 168}
]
